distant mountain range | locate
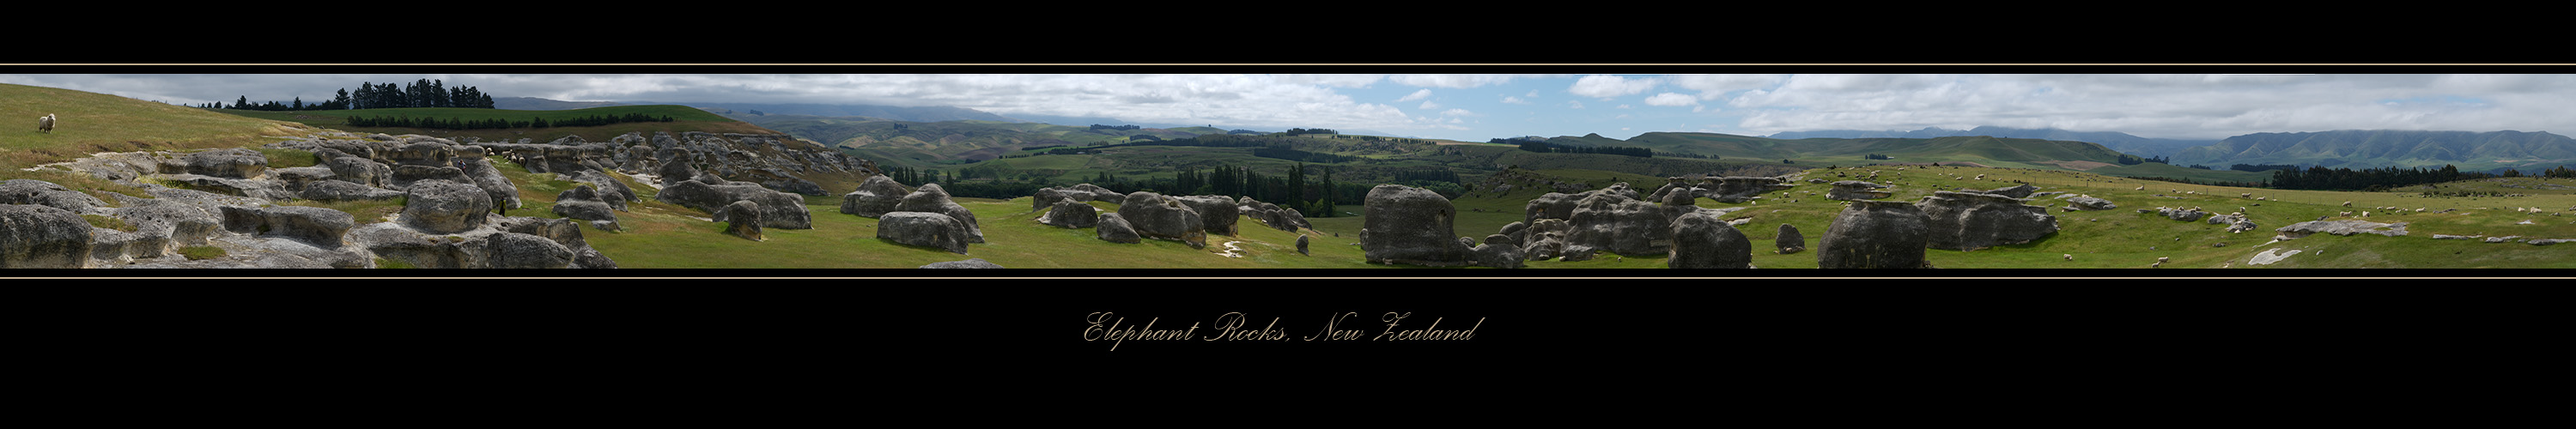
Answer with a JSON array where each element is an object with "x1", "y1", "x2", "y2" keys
[
  {"x1": 1765, "y1": 126, "x2": 2576, "y2": 174},
  {"x1": 2172, "y1": 130, "x2": 2576, "y2": 173},
  {"x1": 1768, "y1": 126, "x2": 2219, "y2": 160}
]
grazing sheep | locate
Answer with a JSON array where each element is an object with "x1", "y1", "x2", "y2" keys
[
  {"x1": 2063, "y1": 254, "x2": 2073, "y2": 261},
  {"x1": 37, "y1": 113, "x2": 55, "y2": 133}
]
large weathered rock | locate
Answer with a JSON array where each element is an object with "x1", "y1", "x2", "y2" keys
[
  {"x1": 457, "y1": 156, "x2": 521, "y2": 213},
  {"x1": 321, "y1": 156, "x2": 391, "y2": 188},
  {"x1": 1470, "y1": 242, "x2": 1525, "y2": 269},
  {"x1": 1, "y1": 203, "x2": 93, "y2": 268},
  {"x1": 1360, "y1": 184, "x2": 1470, "y2": 266},
  {"x1": 1, "y1": 179, "x2": 110, "y2": 213},
  {"x1": 1975, "y1": 184, "x2": 2040, "y2": 198},
  {"x1": 840, "y1": 175, "x2": 909, "y2": 218},
  {"x1": 717, "y1": 200, "x2": 765, "y2": 241},
  {"x1": 1039, "y1": 200, "x2": 1099, "y2": 228},
  {"x1": 893, "y1": 183, "x2": 981, "y2": 243},
  {"x1": 301, "y1": 180, "x2": 404, "y2": 202},
  {"x1": 1918, "y1": 190, "x2": 2057, "y2": 251},
  {"x1": 551, "y1": 185, "x2": 622, "y2": 231},
  {"x1": 1097, "y1": 212, "x2": 1141, "y2": 244},
  {"x1": 182, "y1": 148, "x2": 268, "y2": 178},
  {"x1": 1826, "y1": 181, "x2": 1893, "y2": 201},
  {"x1": 1518, "y1": 218, "x2": 1572, "y2": 261},
  {"x1": 1118, "y1": 191, "x2": 1206, "y2": 248},
  {"x1": 659, "y1": 179, "x2": 811, "y2": 229},
  {"x1": 1668, "y1": 209, "x2": 1754, "y2": 269},
  {"x1": 2275, "y1": 220, "x2": 2409, "y2": 239},
  {"x1": 2063, "y1": 196, "x2": 2118, "y2": 211},
  {"x1": 1565, "y1": 189, "x2": 1671, "y2": 257},
  {"x1": 389, "y1": 165, "x2": 471, "y2": 190},
  {"x1": 878, "y1": 211, "x2": 970, "y2": 254},
  {"x1": 1816, "y1": 200, "x2": 1930, "y2": 269},
  {"x1": 479, "y1": 232, "x2": 575, "y2": 269},
  {"x1": 399, "y1": 179, "x2": 494, "y2": 234},
  {"x1": 1776, "y1": 223, "x2": 1806, "y2": 254},
  {"x1": 1176, "y1": 195, "x2": 1240, "y2": 236},
  {"x1": 1703, "y1": 176, "x2": 1795, "y2": 203},
  {"x1": 920, "y1": 258, "x2": 1004, "y2": 269},
  {"x1": 219, "y1": 205, "x2": 355, "y2": 248}
]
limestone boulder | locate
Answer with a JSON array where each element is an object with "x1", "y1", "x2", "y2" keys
[
  {"x1": 182, "y1": 148, "x2": 268, "y2": 178},
  {"x1": 878, "y1": 211, "x2": 970, "y2": 254},
  {"x1": 1176, "y1": 195, "x2": 1240, "y2": 236},
  {"x1": 1918, "y1": 190, "x2": 2057, "y2": 251},
  {"x1": 1118, "y1": 191, "x2": 1206, "y2": 248},
  {"x1": 1097, "y1": 212, "x2": 1142, "y2": 244},
  {"x1": 1826, "y1": 181, "x2": 1893, "y2": 201},
  {"x1": 232, "y1": 205, "x2": 351, "y2": 245},
  {"x1": 2275, "y1": 220, "x2": 2409, "y2": 239},
  {"x1": 478, "y1": 232, "x2": 575, "y2": 269},
  {"x1": 1518, "y1": 218, "x2": 1572, "y2": 261},
  {"x1": 920, "y1": 258, "x2": 1004, "y2": 269},
  {"x1": 1703, "y1": 176, "x2": 1795, "y2": 203},
  {"x1": 1668, "y1": 209, "x2": 1753, "y2": 269},
  {"x1": 840, "y1": 175, "x2": 909, "y2": 218},
  {"x1": 1470, "y1": 242, "x2": 1525, "y2": 269},
  {"x1": 0, "y1": 203, "x2": 94, "y2": 268},
  {"x1": 1816, "y1": 200, "x2": 1930, "y2": 269},
  {"x1": 717, "y1": 200, "x2": 765, "y2": 241},
  {"x1": 301, "y1": 180, "x2": 404, "y2": 202},
  {"x1": 659, "y1": 179, "x2": 811, "y2": 229},
  {"x1": 1776, "y1": 223, "x2": 1806, "y2": 254},
  {"x1": 2063, "y1": 196, "x2": 2118, "y2": 211},
  {"x1": 1359, "y1": 184, "x2": 1470, "y2": 266},
  {"x1": 1, "y1": 179, "x2": 110, "y2": 214},
  {"x1": 893, "y1": 183, "x2": 982, "y2": 243},
  {"x1": 1039, "y1": 200, "x2": 1099, "y2": 228},
  {"x1": 1565, "y1": 190, "x2": 1671, "y2": 257},
  {"x1": 399, "y1": 179, "x2": 494, "y2": 234}
]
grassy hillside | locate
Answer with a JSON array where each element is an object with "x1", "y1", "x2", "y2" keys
[{"x1": 2, "y1": 83, "x2": 310, "y2": 169}]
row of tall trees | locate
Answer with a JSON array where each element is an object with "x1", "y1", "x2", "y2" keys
[
  {"x1": 204, "y1": 79, "x2": 496, "y2": 112},
  {"x1": 340, "y1": 79, "x2": 495, "y2": 109}
]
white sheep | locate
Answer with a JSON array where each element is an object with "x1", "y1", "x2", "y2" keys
[{"x1": 37, "y1": 113, "x2": 55, "y2": 133}]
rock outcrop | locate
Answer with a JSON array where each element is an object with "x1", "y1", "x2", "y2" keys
[
  {"x1": 1360, "y1": 184, "x2": 1470, "y2": 266},
  {"x1": 659, "y1": 178, "x2": 811, "y2": 229},
  {"x1": 878, "y1": 211, "x2": 970, "y2": 254},
  {"x1": 840, "y1": 175, "x2": 910, "y2": 218},
  {"x1": 399, "y1": 179, "x2": 494, "y2": 234},
  {"x1": 1096, "y1": 212, "x2": 1142, "y2": 244},
  {"x1": 1117, "y1": 191, "x2": 1206, "y2": 248},
  {"x1": 1826, "y1": 181, "x2": 1893, "y2": 201},
  {"x1": 891, "y1": 184, "x2": 982, "y2": 243},
  {"x1": 1668, "y1": 209, "x2": 1753, "y2": 269},
  {"x1": 920, "y1": 258, "x2": 1003, "y2": 269},
  {"x1": 1038, "y1": 200, "x2": 1099, "y2": 228},
  {"x1": 1, "y1": 203, "x2": 93, "y2": 269},
  {"x1": 1775, "y1": 224, "x2": 1806, "y2": 254},
  {"x1": 1815, "y1": 200, "x2": 1931, "y2": 269},
  {"x1": 718, "y1": 200, "x2": 765, "y2": 241},
  {"x1": 1175, "y1": 195, "x2": 1240, "y2": 236},
  {"x1": 1702, "y1": 176, "x2": 1797, "y2": 203},
  {"x1": 1917, "y1": 190, "x2": 2057, "y2": 251},
  {"x1": 2275, "y1": 220, "x2": 2409, "y2": 239}
]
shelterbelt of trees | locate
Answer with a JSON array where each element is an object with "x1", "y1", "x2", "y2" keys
[{"x1": 195, "y1": 79, "x2": 496, "y2": 111}]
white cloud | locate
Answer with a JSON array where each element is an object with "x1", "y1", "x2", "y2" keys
[
  {"x1": 1643, "y1": 93, "x2": 1699, "y2": 106},
  {"x1": 1419, "y1": 100, "x2": 1441, "y2": 110},
  {"x1": 1502, "y1": 96, "x2": 1530, "y2": 105},
  {"x1": 1397, "y1": 88, "x2": 1433, "y2": 102},
  {"x1": 1388, "y1": 74, "x2": 1558, "y2": 88},
  {"x1": 1569, "y1": 75, "x2": 1661, "y2": 99},
  {"x1": 1441, "y1": 108, "x2": 1479, "y2": 117}
]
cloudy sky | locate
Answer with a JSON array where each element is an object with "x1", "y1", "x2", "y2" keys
[{"x1": 6, "y1": 72, "x2": 2572, "y2": 142}]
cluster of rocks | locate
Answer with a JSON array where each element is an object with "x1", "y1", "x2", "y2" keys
[
  {"x1": 3, "y1": 175, "x2": 614, "y2": 269},
  {"x1": 1025, "y1": 183, "x2": 1310, "y2": 251},
  {"x1": 840, "y1": 176, "x2": 981, "y2": 254}
]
